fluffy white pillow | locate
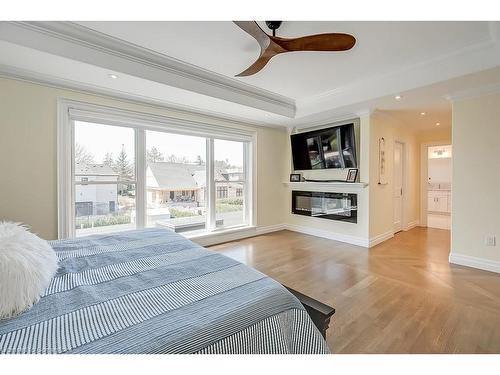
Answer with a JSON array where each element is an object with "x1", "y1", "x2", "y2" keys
[{"x1": 0, "y1": 222, "x2": 58, "y2": 320}]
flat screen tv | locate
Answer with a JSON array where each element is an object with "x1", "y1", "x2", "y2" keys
[{"x1": 291, "y1": 123, "x2": 357, "y2": 170}]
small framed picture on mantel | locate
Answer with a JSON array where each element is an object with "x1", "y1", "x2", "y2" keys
[
  {"x1": 290, "y1": 173, "x2": 302, "y2": 182},
  {"x1": 346, "y1": 168, "x2": 358, "y2": 183}
]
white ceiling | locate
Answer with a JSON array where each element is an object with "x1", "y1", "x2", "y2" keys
[
  {"x1": 289, "y1": 64, "x2": 500, "y2": 130},
  {"x1": 1, "y1": 21, "x2": 500, "y2": 131},
  {"x1": 77, "y1": 21, "x2": 491, "y2": 99},
  {"x1": 0, "y1": 39, "x2": 285, "y2": 126}
]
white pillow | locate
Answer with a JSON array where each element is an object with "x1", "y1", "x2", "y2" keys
[{"x1": 0, "y1": 222, "x2": 58, "y2": 320}]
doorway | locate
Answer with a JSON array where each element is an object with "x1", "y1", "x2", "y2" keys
[
  {"x1": 426, "y1": 145, "x2": 452, "y2": 229},
  {"x1": 393, "y1": 141, "x2": 404, "y2": 233}
]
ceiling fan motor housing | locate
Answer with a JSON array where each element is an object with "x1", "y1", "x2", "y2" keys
[
  {"x1": 265, "y1": 21, "x2": 282, "y2": 30},
  {"x1": 265, "y1": 21, "x2": 282, "y2": 36}
]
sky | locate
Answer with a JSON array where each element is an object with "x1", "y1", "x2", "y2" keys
[{"x1": 75, "y1": 121, "x2": 243, "y2": 166}]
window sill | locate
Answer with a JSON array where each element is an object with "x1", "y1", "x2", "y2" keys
[{"x1": 186, "y1": 225, "x2": 257, "y2": 246}]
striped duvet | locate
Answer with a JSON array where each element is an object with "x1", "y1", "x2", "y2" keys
[{"x1": 0, "y1": 228, "x2": 329, "y2": 354}]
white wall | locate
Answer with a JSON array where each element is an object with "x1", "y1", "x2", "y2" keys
[
  {"x1": 283, "y1": 114, "x2": 371, "y2": 246},
  {"x1": 0, "y1": 77, "x2": 287, "y2": 239},
  {"x1": 428, "y1": 157, "x2": 452, "y2": 184},
  {"x1": 368, "y1": 112, "x2": 421, "y2": 242},
  {"x1": 282, "y1": 111, "x2": 428, "y2": 248},
  {"x1": 449, "y1": 92, "x2": 500, "y2": 273}
]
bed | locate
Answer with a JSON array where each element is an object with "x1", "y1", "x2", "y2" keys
[{"x1": 0, "y1": 228, "x2": 329, "y2": 354}]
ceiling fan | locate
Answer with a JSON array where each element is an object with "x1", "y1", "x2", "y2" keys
[{"x1": 234, "y1": 21, "x2": 356, "y2": 77}]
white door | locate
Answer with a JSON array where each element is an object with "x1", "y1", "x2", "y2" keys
[{"x1": 393, "y1": 142, "x2": 404, "y2": 233}]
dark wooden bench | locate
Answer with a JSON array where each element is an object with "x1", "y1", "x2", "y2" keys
[{"x1": 285, "y1": 286, "x2": 335, "y2": 339}]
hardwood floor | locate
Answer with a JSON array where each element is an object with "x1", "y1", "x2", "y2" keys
[{"x1": 210, "y1": 227, "x2": 500, "y2": 353}]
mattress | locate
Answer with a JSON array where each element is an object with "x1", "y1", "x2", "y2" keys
[{"x1": 0, "y1": 228, "x2": 329, "y2": 354}]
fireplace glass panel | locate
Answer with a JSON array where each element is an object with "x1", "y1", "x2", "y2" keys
[{"x1": 292, "y1": 191, "x2": 357, "y2": 223}]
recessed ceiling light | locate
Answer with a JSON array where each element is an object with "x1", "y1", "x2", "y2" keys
[
  {"x1": 420, "y1": 112, "x2": 426, "y2": 116},
  {"x1": 436, "y1": 122, "x2": 441, "y2": 126},
  {"x1": 108, "y1": 74, "x2": 119, "y2": 79},
  {"x1": 394, "y1": 95, "x2": 402, "y2": 101}
]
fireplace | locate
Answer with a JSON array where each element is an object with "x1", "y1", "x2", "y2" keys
[{"x1": 292, "y1": 190, "x2": 358, "y2": 223}]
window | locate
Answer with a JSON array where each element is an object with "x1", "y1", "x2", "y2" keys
[
  {"x1": 146, "y1": 130, "x2": 206, "y2": 234},
  {"x1": 214, "y1": 139, "x2": 246, "y2": 228},
  {"x1": 59, "y1": 100, "x2": 254, "y2": 238},
  {"x1": 74, "y1": 121, "x2": 136, "y2": 236}
]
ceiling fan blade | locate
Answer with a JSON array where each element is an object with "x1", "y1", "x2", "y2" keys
[
  {"x1": 233, "y1": 21, "x2": 270, "y2": 50},
  {"x1": 235, "y1": 52, "x2": 275, "y2": 77},
  {"x1": 233, "y1": 22, "x2": 356, "y2": 76},
  {"x1": 234, "y1": 21, "x2": 286, "y2": 77},
  {"x1": 273, "y1": 33, "x2": 356, "y2": 52}
]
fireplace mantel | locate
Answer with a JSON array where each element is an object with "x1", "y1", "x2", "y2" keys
[{"x1": 283, "y1": 181, "x2": 368, "y2": 193}]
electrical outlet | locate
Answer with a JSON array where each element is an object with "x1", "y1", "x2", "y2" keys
[{"x1": 484, "y1": 236, "x2": 496, "y2": 246}]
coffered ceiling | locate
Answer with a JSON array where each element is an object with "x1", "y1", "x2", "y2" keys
[{"x1": 1, "y1": 21, "x2": 500, "y2": 130}]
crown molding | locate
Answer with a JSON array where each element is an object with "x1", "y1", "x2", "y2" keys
[
  {"x1": 355, "y1": 109, "x2": 373, "y2": 118},
  {"x1": 289, "y1": 111, "x2": 362, "y2": 131},
  {"x1": 0, "y1": 63, "x2": 289, "y2": 130},
  {"x1": 282, "y1": 106, "x2": 373, "y2": 130},
  {"x1": 2, "y1": 21, "x2": 500, "y2": 127},
  {"x1": 295, "y1": 36, "x2": 500, "y2": 118},
  {"x1": 0, "y1": 21, "x2": 296, "y2": 118},
  {"x1": 445, "y1": 81, "x2": 500, "y2": 102}
]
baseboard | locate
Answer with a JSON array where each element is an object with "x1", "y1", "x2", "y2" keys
[
  {"x1": 369, "y1": 230, "x2": 394, "y2": 248},
  {"x1": 192, "y1": 223, "x2": 287, "y2": 247},
  {"x1": 366, "y1": 221, "x2": 419, "y2": 249},
  {"x1": 404, "y1": 220, "x2": 420, "y2": 231},
  {"x1": 255, "y1": 223, "x2": 288, "y2": 236},
  {"x1": 193, "y1": 222, "x2": 406, "y2": 249},
  {"x1": 369, "y1": 223, "x2": 419, "y2": 248},
  {"x1": 284, "y1": 224, "x2": 369, "y2": 247},
  {"x1": 193, "y1": 222, "x2": 370, "y2": 248},
  {"x1": 449, "y1": 253, "x2": 500, "y2": 274}
]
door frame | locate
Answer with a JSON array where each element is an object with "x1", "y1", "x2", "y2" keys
[
  {"x1": 393, "y1": 140, "x2": 406, "y2": 234},
  {"x1": 420, "y1": 141, "x2": 452, "y2": 227}
]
